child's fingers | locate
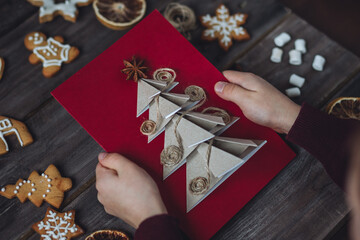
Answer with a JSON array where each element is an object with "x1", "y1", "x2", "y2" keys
[
  {"x1": 214, "y1": 81, "x2": 250, "y2": 106},
  {"x1": 98, "y1": 152, "x2": 129, "y2": 174},
  {"x1": 223, "y1": 70, "x2": 260, "y2": 91}
]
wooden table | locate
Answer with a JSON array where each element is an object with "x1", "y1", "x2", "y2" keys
[{"x1": 0, "y1": 0, "x2": 359, "y2": 239}]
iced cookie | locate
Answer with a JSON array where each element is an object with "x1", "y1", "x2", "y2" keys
[
  {"x1": 200, "y1": 4, "x2": 250, "y2": 51},
  {"x1": 0, "y1": 57, "x2": 4, "y2": 80},
  {"x1": 27, "y1": 0, "x2": 93, "y2": 23},
  {"x1": 24, "y1": 32, "x2": 79, "y2": 78},
  {"x1": 0, "y1": 116, "x2": 33, "y2": 155},
  {"x1": 33, "y1": 208, "x2": 84, "y2": 240},
  {"x1": 0, "y1": 164, "x2": 72, "y2": 208}
]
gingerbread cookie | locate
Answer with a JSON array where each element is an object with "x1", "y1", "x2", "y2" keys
[
  {"x1": 27, "y1": 0, "x2": 93, "y2": 23},
  {"x1": 33, "y1": 207, "x2": 84, "y2": 240},
  {"x1": 0, "y1": 57, "x2": 4, "y2": 80},
  {"x1": 0, "y1": 116, "x2": 33, "y2": 155},
  {"x1": 24, "y1": 32, "x2": 79, "y2": 78},
  {"x1": 0, "y1": 164, "x2": 72, "y2": 208},
  {"x1": 200, "y1": 4, "x2": 250, "y2": 51}
]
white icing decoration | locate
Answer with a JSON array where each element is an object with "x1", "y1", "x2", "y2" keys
[
  {"x1": 37, "y1": 210, "x2": 78, "y2": 239},
  {"x1": 47, "y1": 189, "x2": 50, "y2": 193},
  {"x1": 202, "y1": 5, "x2": 247, "y2": 48},
  {"x1": 43, "y1": 194, "x2": 46, "y2": 198},
  {"x1": 33, "y1": 37, "x2": 70, "y2": 68},
  {"x1": 274, "y1": 32, "x2": 291, "y2": 47},
  {"x1": 14, "y1": 190, "x2": 18, "y2": 194},
  {"x1": 27, "y1": 180, "x2": 30, "y2": 183},
  {"x1": 31, "y1": 183, "x2": 35, "y2": 186},
  {"x1": 42, "y1": 173, "x2": 45, "y2": 176},
  {"x1": 35, "y1": 33, "x2": 39, "y2": 37},
  {"x1": 23, "y1": 180, "x2": 26, "y2": 183},
  {"x1": 19, "y1": 183, "x2": 23, "y2": 186},
  {"x1": 32, "y1": 188, "x2": 36, "y2": 192},
  {"x1": 38, "y1": 0, "x2": 90, "y2": 19},
  {"x1": 47, "y1": 179, "x2": 52, "y2": 182},
  {"x1": 48, "y1": 184, "x2": 52, "y2": 187},
  {"x1": 1, "y1": 187, "x2": 5, "y2": 192},
  {"x1": 45, "y1": 175, "x2": 48, "y2": 178},
  {"x1": 28, "y1": 192, "x2": 32, "y2": 196},
  {"x1": 28, "y1": 36, "x2": 33, "y2": 40},
  {"x1": 16, "y1": 186, "x2": 19, "y2": 190},
  {"x1": 0, "y1": 118, "x2": 24, "y2": 152}
]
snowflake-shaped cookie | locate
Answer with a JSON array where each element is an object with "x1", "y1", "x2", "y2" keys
[
  {"x1": 33, "y1": 208, "x2": 84, "y2": 240},
  {"x1": 27, "y1": 0, "x2": 93, "y2": 23},
  {"x1": 200, "y1": 4, "x2": 250, "y2": 51}
]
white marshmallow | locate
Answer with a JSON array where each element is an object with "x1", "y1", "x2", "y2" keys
[
  {"x1": 312, "y1": 55, "x2": 326, "y2": 71},
  {"x1": 274, "y1": 32, "x2": 291, "y2": 47},
  {"x1": 289, "y1": 74, "x2": 305, "y2": 88},
  {"x1": 285, "y1": 87, "x2": 301, "y2": 97},
  {"x1": 294, "y1": 39, "x2": 307, "y2": 54},
  {"x1": 289, "y1": 49, "x2": 302, "y2": 65},
  {"x1": 270, "y1": 47, "x2": 283, "y2": 63}
]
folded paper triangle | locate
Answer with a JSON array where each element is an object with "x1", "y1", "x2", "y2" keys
[
  {"x1": 163, "y1": 114, "x2": 215, "y2": 179},
  {"x1": 136, "y1": 79, "x2": 161, "y2": 117},
  {"x1": 186, "y1": 138, "x2": 267, "y2": 212}
]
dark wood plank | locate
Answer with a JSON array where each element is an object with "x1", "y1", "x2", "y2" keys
[
  {"x1": 0, "y1": 0, "x2": 287, "y2": 121},
  {"x1": 212, "y1": 150, "x2": 348, "y2": 239},
  {"x1": 184, "y1": 0, "x2": 289, "y2": 70},
  {"x1": 0, "y1": 99, "x2": 103, "y2": 240},
  {"x1": 233, "y1": 13, "x2": 360, "y2": 108}
]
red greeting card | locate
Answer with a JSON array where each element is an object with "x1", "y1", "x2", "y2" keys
[{"x1": 52, "y1": 10, "x2": 295, "y2": 239}]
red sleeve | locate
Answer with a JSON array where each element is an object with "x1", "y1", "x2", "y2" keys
[
  {"x1": 286, "y1": 102, "x2": 359, "y2": 190},
  {"x1": 134, "y1": 214, "x2": 187, "y2": 240}
]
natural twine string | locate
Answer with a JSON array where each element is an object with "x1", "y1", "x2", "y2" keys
[
  {"x1": 140, "y1": 68, "x2": 177, "y2": 136},
  {"x1": 163, "y1": 3, "x2": 197, "y2": 40},
  {"x1": 189, "y1": 139, "x2": 214, "y2": 195},
  {"x1": 160, "y1": 85, "x2": 207, "y2": 166},
  {"x1": 201, "y1": 107, "x2": 231, "y2": 124}
]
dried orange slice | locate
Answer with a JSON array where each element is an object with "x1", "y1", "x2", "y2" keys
[
  {"x1": 93, "y1": 0, "x2": 146, "y2": 30},
  {"x1": 85, "y1": 230, "x2": 129, "y2": 240},
  {"x1": 326, "y1": 97, "x2": 360, "y2": 120}
]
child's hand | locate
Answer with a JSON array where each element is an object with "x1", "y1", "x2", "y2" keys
[
  {"x1": 215, "y1": 70, "x2": 301, "y2": 134},
  {"x1": 96, "y1": 153, "x2": 167, "y2": 228}
]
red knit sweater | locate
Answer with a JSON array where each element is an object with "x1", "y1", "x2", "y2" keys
[{"x1": 134, "y1": 103, "x2": 360, "y2": 239}]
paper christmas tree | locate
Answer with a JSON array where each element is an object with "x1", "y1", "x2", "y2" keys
[{"x1": 133, "y1": 67, "x2": 266, "y2": 212}]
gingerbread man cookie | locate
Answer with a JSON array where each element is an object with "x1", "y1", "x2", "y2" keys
[
  {"x1": 24, "y1": 32, "x2": 79, "y2": 78},
  {"x1": 33, "y1": 208, "x2": 84, "y2": 240},
  {"x1": 0, "y1": 164, "x2": 72, "y2": 208},
  {"x1": 27, "y1": 0, "x2": 93, "y2": 23},
  {"x1": 0, "y1": 116, "x2": 33, "y2": 155},
  {"x1": 200, "y1": 4, "x2": 250, "y2": 51},
  {"x1": 0, "y1": 57, "x2": 4, "y2": 80}
]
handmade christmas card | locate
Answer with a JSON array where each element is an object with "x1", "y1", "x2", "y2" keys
[{"x1": 52, "y1": 10, "x2": 296, "y2": 240}]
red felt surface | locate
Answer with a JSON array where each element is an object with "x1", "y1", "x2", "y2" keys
[{"x1": 52, "y1": 10, "x2": 296, "y2": 240}]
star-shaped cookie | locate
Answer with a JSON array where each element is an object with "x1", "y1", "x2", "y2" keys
[
  {"x1": 0, "y1": 164, "x2": 72, "y2": 208},
  {"x1": 33, "y1": 208, "x2": 84, "y2": 240},
  {"x1": 200, "y1": 4, "x2": 250, "y2": 51}
]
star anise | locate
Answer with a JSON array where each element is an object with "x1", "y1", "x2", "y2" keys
[{"x1": 121, "y1": 56, "x2": 148, "y2": 82}]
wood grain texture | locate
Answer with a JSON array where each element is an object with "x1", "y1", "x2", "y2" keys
[
  {"x1": 212, "y1": 149, "x2": 348, "y2": 239},
  {"x1": 233, "y1": 13, "x2": 360, "y2": 108},
  {"x1": 0, "y1": 100, "x2": 102, "y2": 240}
]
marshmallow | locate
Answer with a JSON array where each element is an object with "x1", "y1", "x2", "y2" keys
[
  {"x1": 312, "y1": 55, "x2": 326, "y2": 71},
  {"x1": 289, "y1": 49, "x2": 302, "y2": 65},
  {"x1": 285, "y1": 87, "x2": 301, "y2": 97},
  {"x1": 294, "y1": 39, "x2": 306, "y2": 54},
  {"x1": 274, "y1": 32, "x2": 291, "y2": 47},
  {"x1": 270, "y1": 47, "x2": 283, "y2": 63},
  {"x1": 289, "y1": 74, "x2": 305, "y2": 88}
]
